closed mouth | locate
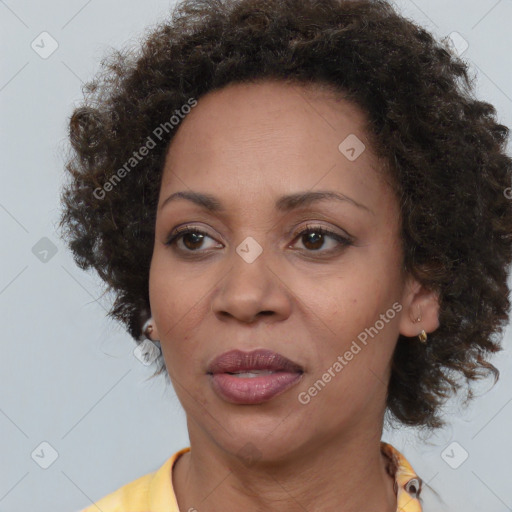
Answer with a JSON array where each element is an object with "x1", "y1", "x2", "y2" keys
[{"x1": 207, "y1": 348, "x2": 303, "y2": 375}]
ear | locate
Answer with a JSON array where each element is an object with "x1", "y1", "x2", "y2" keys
[{"x1": 398, "y1": 274, "x2": 440, "y2": 338}]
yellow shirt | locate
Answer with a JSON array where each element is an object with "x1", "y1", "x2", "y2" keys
[{"x1": 78, "y1": 442, "x2": 422, "y2": 512}]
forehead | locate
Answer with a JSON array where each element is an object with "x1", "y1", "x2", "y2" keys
[{"x1": 159, "y1": 80, "x2": 392, "y2": 215}]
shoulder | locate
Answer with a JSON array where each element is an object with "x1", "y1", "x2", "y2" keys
[
  {"x1": 381, "y1": 441, "x2": 449, "y2": 512},
  {"x1": 77, "y1": 470, "x2": 155, "y2": 512},
  {"x1": 76, "y1": 447, "x2": 190, "y2": 512}
]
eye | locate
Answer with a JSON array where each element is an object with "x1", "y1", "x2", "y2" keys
[
  {"x1": 165, "y1": 225, "x2": 221, "y2": 252},
  {"x1": 164, "y1": 223, "x2": 353, "y2": 255},
  {"x1": 290, "y1": 224, "x2": 353, "y2": 253}
]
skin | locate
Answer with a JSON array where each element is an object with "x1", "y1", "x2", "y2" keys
[{"x1": 148, "y1": 80, "x2": 440, "y2": 512}]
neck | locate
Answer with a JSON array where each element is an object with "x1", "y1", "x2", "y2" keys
[{"x1": 173, "y1": 425, "x2": 397, "y2": 512}]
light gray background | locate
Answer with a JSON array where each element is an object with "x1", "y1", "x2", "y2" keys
[{"x1": 1, "y1": 0, "x2": 511, "y2": 511}]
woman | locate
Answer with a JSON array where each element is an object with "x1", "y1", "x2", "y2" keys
[{"x1": 59, "y1": 0, "x2": 512, "y2": 510}]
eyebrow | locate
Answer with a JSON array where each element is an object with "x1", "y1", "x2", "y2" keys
[{"x1": 160, "y1": 190, "x2": 373, "y2": 215}]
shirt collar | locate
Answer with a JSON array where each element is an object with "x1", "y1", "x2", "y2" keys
[
  {"x1": 381, "y1": 441, "x2": 423, "y2": 512},
  {"x1": 148, "y1": 443, "x2": 422, "y2": 512}
]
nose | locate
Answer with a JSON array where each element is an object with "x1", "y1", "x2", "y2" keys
[{"x1": 210, "y1": 244, "x2": 292, "y2": 324}]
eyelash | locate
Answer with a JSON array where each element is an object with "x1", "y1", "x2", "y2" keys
[{"x1": 164, "y1": 224, "x2": 353, "y2": 255}]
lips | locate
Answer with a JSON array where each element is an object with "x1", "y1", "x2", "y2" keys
[
  {"x1": 207, "y1": 349, "x2": 304, "y2": 404},
  {"x1": 207, "y1": 349, "x2": 303, "y2": 374}
]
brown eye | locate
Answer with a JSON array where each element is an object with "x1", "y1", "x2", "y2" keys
[
  {"x1": 181, "y1": 231, "x2": 206, "y2": 250},
  {"x1": 292, "y1": 225, "x2": 353, "y2": 253},
  {"x1": 301, "y1": 230, "x2": 327, "y2": 250},
  {"x1": 165, "y1": 226, "x2": 221, "y2": 252}
]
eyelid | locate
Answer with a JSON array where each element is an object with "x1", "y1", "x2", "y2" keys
[
  {"x1": 164, "y1": 223, "x2": 217, "y2": 245},
  {"x1": 165, "y1": 221, "x2": 354, "y2": 253},
  {"x1": 289, "y1": 222, "x2": 354, "y2": 243}
]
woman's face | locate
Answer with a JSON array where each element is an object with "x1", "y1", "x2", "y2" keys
[{"x1": 149, "y1": 80, "x2": 434, "y2": 459}]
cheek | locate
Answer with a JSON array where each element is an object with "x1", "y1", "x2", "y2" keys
[
  {"x1": 306, "y1": 262, "x2": 399, "y2": 333},
  {"x1": 149, "y1": 249, "x2": 209, "y2": 317},
  {"x1": 148, "y1": 255, "x2": 206, "y2": 360},
  {"x1": 300, "y1": 253, "x2": 402, "y2": 385},
  {"x1": 301, "y1": 298, "x2": 399, "y2": 421}
]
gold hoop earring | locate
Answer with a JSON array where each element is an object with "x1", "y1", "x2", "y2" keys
[{"x1": 418, "y1": 329, "x2": 427, "y2": 343}]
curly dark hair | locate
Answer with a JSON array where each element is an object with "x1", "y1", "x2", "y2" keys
[{"x1": 58, "y1": 0, "x2": 512, "y2": 429}]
